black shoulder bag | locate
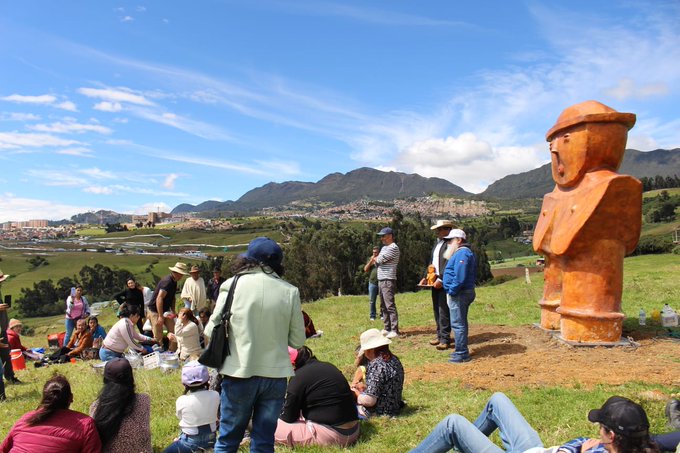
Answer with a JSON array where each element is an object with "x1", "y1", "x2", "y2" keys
[{"x1": 198, "y1": 275, "x2": 240, "y2": 368}]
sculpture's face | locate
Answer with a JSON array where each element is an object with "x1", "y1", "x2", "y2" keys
[{"x1": 548, "y1": 125, "x2": 588, "y2": 188}]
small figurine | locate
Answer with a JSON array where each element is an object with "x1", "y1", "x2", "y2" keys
[{"x1": 426, "y1": 265, "x2": 437, "y2": 286}]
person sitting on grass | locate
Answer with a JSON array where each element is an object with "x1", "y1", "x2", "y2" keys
[
  {"x1": 0, "y1": 375, "x2": 102, "y2": 452},
  {"x1": 7, "y1": 319, "x2": 28, "y2": 354},
  {"x1": 100, "y1": 303, "x2": 156, "y2": 362},
  {"x1": 409, "y1": 392, "x2": 660, "y2": 453},
  {"x1": 90, "y1": 358, "x2": 152, "y2": 453},
  {"x1": 88, "y1": 316, "x2": 107, "y2": 349},
  {"x1": 351, "y1": 328, "x2": 404, "y2": 418},
  {"x1": 163, "y1": 361, "x2": 220, "y2": 453},
  {"x1": 275, "y1": 346, "x2": 360, "y2": 447},
  {"x1": 168, "y1": 308, "x2": 203, "y2": 362},
  {"x1": 49, "y1": 318, "x2": 93, "y2": 363}
]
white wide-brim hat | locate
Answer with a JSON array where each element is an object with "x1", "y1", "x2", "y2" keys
[{"x1": 360, "y1": 328, "x2": 392, "y2": 352}]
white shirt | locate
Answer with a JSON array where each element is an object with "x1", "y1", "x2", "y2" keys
[
  {"x1": 432, "y1": 239, "x2": 445, "y2": 277},
  {"x1": 176, "y1": 389, "x2": 220, "y2": 435}
]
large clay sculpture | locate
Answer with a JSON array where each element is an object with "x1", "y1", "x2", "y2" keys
[{"x1": 533, "y1": 101, "x2": 642, "y2": 343}]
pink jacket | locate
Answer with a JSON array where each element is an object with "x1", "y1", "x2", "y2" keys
[{"x1": 0, "y1": 408, "x2": 102, "y2": 453}]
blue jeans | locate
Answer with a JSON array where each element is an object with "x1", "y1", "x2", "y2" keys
[
  {"x1": 448, "y1": 289, "x2": 475, "y2": 360},
  {"x1": 99, "y1": 347, "x2": 123, "y2": 362},
  {"x1": 214, "y1": 376, "x2": 287, "y2": 453},
  {"x1": 163, "y1": 425, "x2": 216, "y2": 453},
  {"x1": 64, "y1": 318, "x2": 76, "y2": 346},
  {"x1": 368, "y1": 282, "x2": 378, "y2": 319},
  {"x1": 410, "y1": 392, "x2": 543, "y2": 453}
]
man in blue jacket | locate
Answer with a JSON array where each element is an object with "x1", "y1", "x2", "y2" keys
[{"x1": 442, "y1": 229, "x2": 477, "y2": 363}]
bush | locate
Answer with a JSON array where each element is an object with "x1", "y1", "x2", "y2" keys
[
  {"x1": 484, "y1": 274, "x2": 518, "y2": 286},
  {"x1": 634, "y1": 236, "x2": 673, "y2": 255}
]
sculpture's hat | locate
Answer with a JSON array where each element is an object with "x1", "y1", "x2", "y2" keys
[{"x1": 546, "y1": 100, "x2": 636, "y2": 141}]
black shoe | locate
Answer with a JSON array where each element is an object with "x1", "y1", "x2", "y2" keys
[
  {"x1": 7, "y1": 378, "x2": 22, "y2": 385},
  {"x1": 0, "y1": 394, "x2": 5, "y2": 402}
]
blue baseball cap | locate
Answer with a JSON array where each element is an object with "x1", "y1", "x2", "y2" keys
[
  {"x1": 244, "y1": 237, "x2": 283, "y2": 268},
  {"x1": 377, "y1": 227, "x2": 393, "y2": 236}
]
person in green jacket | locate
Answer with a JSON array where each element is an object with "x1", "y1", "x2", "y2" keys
[{"x1": 206, "y1": 237, "x2": 306, "y2": 453}]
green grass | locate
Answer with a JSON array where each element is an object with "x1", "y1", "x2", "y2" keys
[
  {"x1": 642, "y1": 187, "x2": 680, "y2": 199},
  {"x1": 1, "y1": 254, "x2": 678, "y2": 452}
]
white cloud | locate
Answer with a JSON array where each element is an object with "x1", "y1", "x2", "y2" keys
[
  {"x1": 1, "y1": 94, "x2": 57, "y2": 105},
  {"x1": 93, "y1": 101, "x2": 123, "y2": 112},
  {"x1": 80, "y1": 167, "x2": 116, "y2": 180},
  {"x1": 134, "y1": 202, "x2": 171, "y2": 215},
  {"x1": 0, "y1": 132, "x2": 81, "y2": 149},
  {"x1": 604, "y1": 78, "x2": 670, "y2": 101},
  {"x1": 113, "y1": 117, "x2": 128, "y2": 123},
  {"x1": 56, "y1": 147, "x2": 94, "y2": 157},
  {"x1": 56, "y1": 101, "x2": 78, "y2": 112},
  {"x1": 0, "y1": 193, "x2": 94, "y2": 222},
  {"x1": 163, "y1": 173, "x2": 178, "y2": 189},
  {"x1": 128, "y1": 106, "x2": 232, "y2": 140},
  {"x1": 136, "y1": 6, "x2": 146, "y2": 12},
  {"x1": 78, "y1": 87, "x2": 154, "y2": 106},
  {"x1": 29, "y1": 121, "x2": 112, "y2": 135},
  {"x1": 395, "y1": 134, "x2": 547, "y2": 193},
  {"x1": 84, "y1": 185, "x2": 113, "y2": 194},
  {"x1": 121, "y1": 15, "x2": 134, "y2": 22},
  {"x1": 0, "y1": 112, "x2": 41, "y2": 121}
]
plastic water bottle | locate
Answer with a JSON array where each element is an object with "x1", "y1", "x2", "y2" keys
[{"x1": 638, "y1": 308, "x2": 646, "y2": 326}]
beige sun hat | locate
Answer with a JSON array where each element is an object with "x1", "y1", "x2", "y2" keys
[
  {"x1": 360, "y1": 328, "x2": 392, "y2": 352},
  {"x1": 169, "y1": 262, "x2": 189, "y2": 275},
  {"x1": 0, "y1": 269, "x2": 9, "y2": 283},
  {"x1": 8, "y1": 319, "x2": 22, "y2": 329},
  {"x1": 430, "y1": 219, "x2": 455, "y2": 230},
  {"x1": 190, "y1": 265, "x2": 200, "y2": 273}
]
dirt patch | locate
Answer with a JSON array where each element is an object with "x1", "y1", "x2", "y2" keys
[{"x1": 401, "y1": 324, "x2": 680, "y2": 390}]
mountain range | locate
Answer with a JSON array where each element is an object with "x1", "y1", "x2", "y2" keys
[
  {"x1": 172, "y1": 167, "x2": 470, "y2": 214},
  {"x1": 481, "y1": 148, "x2": 680, "y2": 199}
]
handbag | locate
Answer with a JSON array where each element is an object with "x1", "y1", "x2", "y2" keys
[{"x1": 198, "y1": 275, "x2": 240, "y2": 368}]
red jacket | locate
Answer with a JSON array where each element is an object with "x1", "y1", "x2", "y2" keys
[
  {"x1": 0, "y1": 408, "x2": 101, "y2": 453},
  {"x1": 6, "y1": 329, "x2": 26, "y2": 352}
]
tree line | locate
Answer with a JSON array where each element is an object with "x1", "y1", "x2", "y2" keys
[
  {"x1": 639, "y1": 174, "x2": 680, "y2": 192},
  {"x1": 282, "y1": 211, "x2": 492, "y2": 302}
]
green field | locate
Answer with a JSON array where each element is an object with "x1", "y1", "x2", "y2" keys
[
  {"x1": 642, "y1": 187, "x2": 680, "y2": 199},
  {"x1": 0, "y1": 253, "x2": 677, "y2": 452}
]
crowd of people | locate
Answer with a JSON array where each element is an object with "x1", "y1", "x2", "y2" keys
[{"x1": 0, "y1": 229, "x2": 678, "y2": 452}]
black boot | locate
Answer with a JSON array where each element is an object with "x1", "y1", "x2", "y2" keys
[{"x1": 666, "y1": 399, "x2": 680, "y2": 431}]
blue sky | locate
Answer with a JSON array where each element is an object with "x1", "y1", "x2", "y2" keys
[{"x1": 1, "y1": 1, "x2": 679, "y2": 221}]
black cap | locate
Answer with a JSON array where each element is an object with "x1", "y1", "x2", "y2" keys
[
  {"x1": 587, "y1": 396, "x2": 649, "y2": 438},
  {"x1": 103, "y1": 358, "x2": 134, "y2": 386}
]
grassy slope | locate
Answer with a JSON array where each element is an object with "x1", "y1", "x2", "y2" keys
[{"x1": 1, "y1": 254, "x2": 677, "y2": 451}]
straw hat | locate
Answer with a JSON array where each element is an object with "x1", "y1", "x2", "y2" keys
[
  {"x1": 360, "y1": 328, "x2": 391, "y2": 352},
  {"x1": 190, "y1": 265, "x2": 200, "y2": 274},
  {"x1": 8, "y1": 319, "x2": 22, "y2": 329},
  {"x1": 169, "y1": 262, "x2": 189, "y2": 275},
  {"x1": 0, "y1": 269, "x2": 9, "y2": 283},
  {"x1": 430, "y1": 220, "x2": 455, "y2": 230}
]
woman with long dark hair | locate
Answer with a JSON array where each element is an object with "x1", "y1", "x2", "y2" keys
[
  {"x1": 90, "y1": 357, "x2": 152, "y2": 453},
  {"x1": 0, "y1": 375, "x2": 101, "y2": 452},
  {"x1": 168, "y1": 307, "x2": 203, "y2": 361},
  {"x1": 112, "y1": 277, "x2": 145, "y2": 331}
]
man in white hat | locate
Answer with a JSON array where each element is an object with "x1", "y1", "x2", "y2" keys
[
  {"x1": 148, "y1": 262, "x2": 189, "y2": 351},
  {"x1": 442, "y1": 229, "x2": 477, "y2": 363},
  {"x1": 181, "y1": 265, "x2": 207, "y2": 314},
  {"x1": 419, "y1": 220, "x2": 454, "y2": 350}
]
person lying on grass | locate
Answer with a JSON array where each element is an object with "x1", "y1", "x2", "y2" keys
[{"x1": 409, "y1": 392, "x2": 660, "y2": 453}]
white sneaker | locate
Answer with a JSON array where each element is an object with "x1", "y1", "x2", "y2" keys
[
  {"x1": 381, "y1": 329, "x2": 389, "y2": 336},
  {"x1": 386, "y1": 331, "x2": 398, "y2": 339}
]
